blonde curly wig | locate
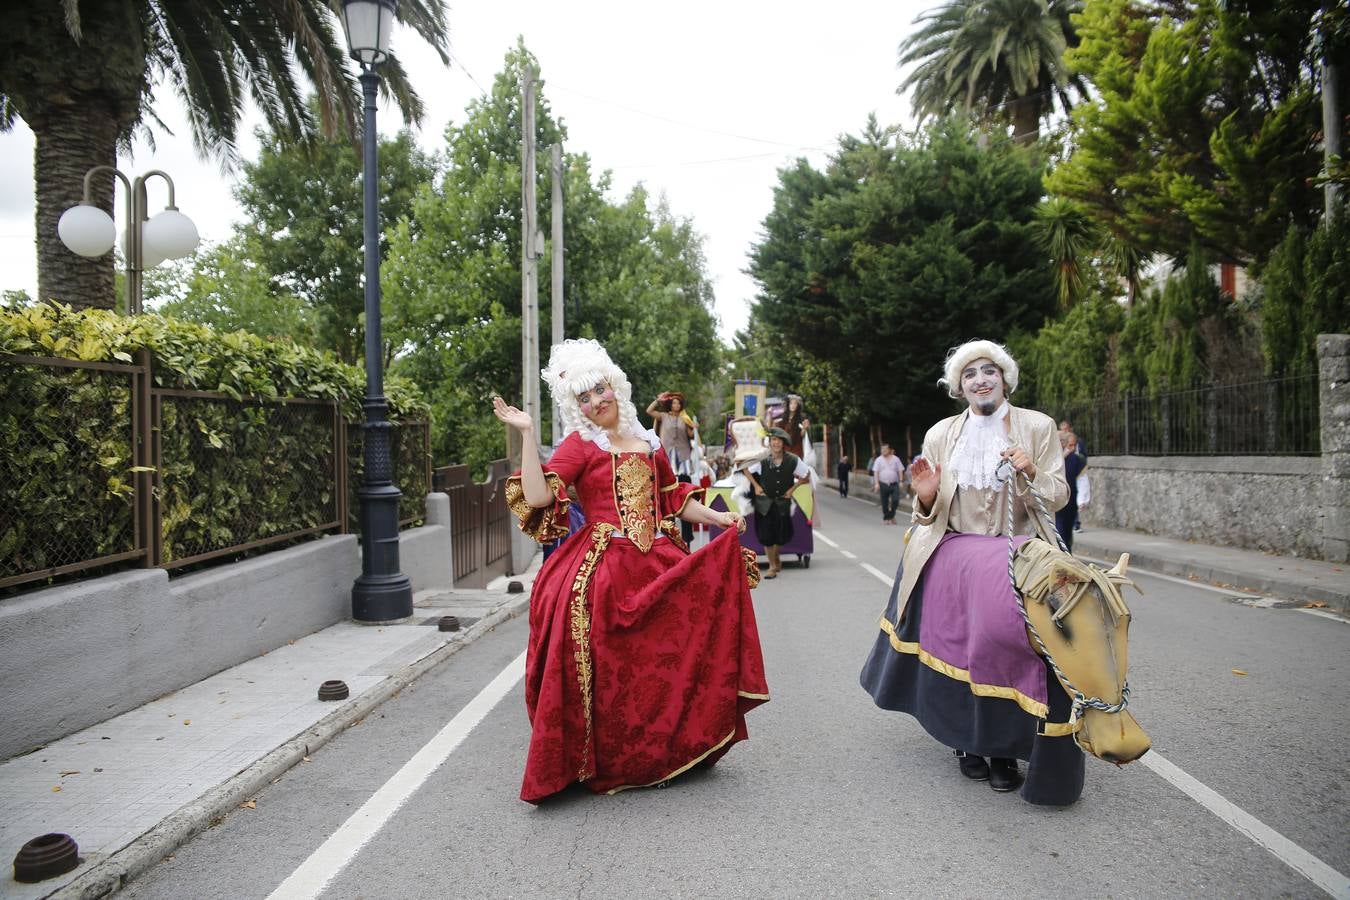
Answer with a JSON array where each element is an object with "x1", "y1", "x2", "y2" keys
[{"x1": 541, "y1": 339, "x2": 641, "y2": 441}]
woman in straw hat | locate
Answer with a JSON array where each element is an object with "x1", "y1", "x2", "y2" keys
[{"x1": 493, "y1": 338, "x2": 769, "y2": 803}]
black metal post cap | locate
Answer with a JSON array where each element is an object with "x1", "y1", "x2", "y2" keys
[
  {"x1": 13, "y1": 833, "x2": 79, "y2": 883},
  {"x1": 437, "y1": 615, "x2": 460, "y2": 632},
  {"x1": 318, "y1": 680, "x2": 350, "y2": 701},
  {"x1": 507, "y1": 581, "x2": 524, "y2": 594}
]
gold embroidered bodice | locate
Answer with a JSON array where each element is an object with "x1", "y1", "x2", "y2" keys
[{"x1": 613, "y1": 454, "x2": 657, "y2": 552}]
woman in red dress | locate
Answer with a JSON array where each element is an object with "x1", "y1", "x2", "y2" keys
[{"x1": 493, "y1": 339, "x2": 770, "y2": 804}]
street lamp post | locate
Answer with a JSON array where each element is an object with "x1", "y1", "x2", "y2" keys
[
  {"x1": 342, "y1": 0, "x2": 413, "y2": 623},
  {"x1": 57, "y1": 168, "x2": 199, "y2": 313}
]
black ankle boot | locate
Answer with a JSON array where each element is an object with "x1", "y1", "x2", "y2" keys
[
  {"x1": 989, "y1": 757, "x2": 1023, "y2": 792},
  {"x1": 955, "y1": 750, "x2": 989, "y2": 781}
]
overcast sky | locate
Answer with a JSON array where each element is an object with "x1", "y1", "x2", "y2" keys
[{"x1": 0, "y1": 0, "x2": 927, "y2": 341}]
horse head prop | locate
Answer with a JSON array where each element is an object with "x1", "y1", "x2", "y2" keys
[{"x1": 1012, "y1": 540, "x2": 1151, "y2": 764}]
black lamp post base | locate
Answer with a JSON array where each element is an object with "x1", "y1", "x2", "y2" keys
[{"x1": 352, "y1": 573, "x2": 414, "y2": 623}]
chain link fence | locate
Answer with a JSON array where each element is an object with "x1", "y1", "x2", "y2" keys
[
  {"x1": 4, "y1": 353, "x2": 433, "y2": 593},
  {"x1": 1, "y1": 355, "x2": 146, "y2": 588}
]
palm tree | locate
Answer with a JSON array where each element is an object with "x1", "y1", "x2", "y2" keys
[
  {"x1": 898, "y1": 0, "x2": 1087, "y2": 145},
  {"x1": 0, "y1": 0, "x2": 448, "y2": 310}
]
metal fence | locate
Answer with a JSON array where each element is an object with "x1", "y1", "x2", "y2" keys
[
  {"x1": 345, "y1": 419, "x2": 434, "y2": 532},
  {"x1": 3, "y1": 352, "x2": 432, "y2": 591},
  {"x1": 433, "y1": 460, "x2": 511, "y2": 589},
  {"x1": 1051, "y1": 375, "x2": 1321, "y2": 456}
]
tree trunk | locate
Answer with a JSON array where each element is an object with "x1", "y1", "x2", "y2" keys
[
  {"x1": 35, "y1": 103, "x2": 122, "y2": 310},
  {"x1": 1010, "y1": 96, "x2": 1040, "y2": 146},
  {"x1": 4, "y1": 0, "x2": 148, "y2": 311}
]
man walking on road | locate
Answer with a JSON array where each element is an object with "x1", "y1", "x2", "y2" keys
[{"x1": 870, "y1": 444, "x2": 904, "y2": 525}]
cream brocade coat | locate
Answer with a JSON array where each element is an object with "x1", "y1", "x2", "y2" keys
[{"x1": 894, "y1": 404, "x2": 1069, "y2": 623}]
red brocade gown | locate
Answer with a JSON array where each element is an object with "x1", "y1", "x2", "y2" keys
[{"x1": 505, "y1": 431, "x2": 769, "y2": 803}]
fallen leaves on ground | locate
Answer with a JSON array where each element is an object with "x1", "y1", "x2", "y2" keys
[
  {"x1": 1231, "y1": 669, "x2": 1249, "y2": 676},
  {"x1": 240, "y1": 799, "x2": 257, "y2": 809},
  {"x1": 1306, "y1": 601, "x2": 1328, "y2": 608}
]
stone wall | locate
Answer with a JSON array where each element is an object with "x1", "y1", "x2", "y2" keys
[
  {"x1": 1081, "y1": 334, "x2": 1349, "y2": 563},
  {"x1": 1079, "y1": 456, "x2": 1322, "y2": 557},
  {"x1": 0, "y1": 494, "x2": 455, "y2": 761}
]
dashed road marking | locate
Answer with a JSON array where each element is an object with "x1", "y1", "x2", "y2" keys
[
  {"x1": 814, "y1": 532, "x2": 840, "y2": 549},
  {"x1": 861, "y1": 563, "x2": 894, "y2": 588},
  {"x1": 841, "y1": 550, "x2": 857, "y2": 559}
]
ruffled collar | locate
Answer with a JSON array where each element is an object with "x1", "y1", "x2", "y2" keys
[
  {"x1": 950, "y1": 402, "x2": 1011, "y2": 490},
  {"x1": 587, "y1": 424, "x2": 661, "y2": 452}
]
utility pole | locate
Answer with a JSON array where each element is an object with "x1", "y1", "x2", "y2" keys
[
  {"x1": 521, "y1": 65, "x2": 540, "y2": 435},
  {"x1": 1323, "y1": 56, "x2": 1341, "y2": 221},
  {"x1": 550, "y1": 143, "x2": 565, "y2": 446}
]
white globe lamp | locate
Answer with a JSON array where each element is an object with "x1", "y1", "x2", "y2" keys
[
  {"x1": 143, "y1": 208, "x2": 200, "y2": 261},
  {"x1": 58, "y1": 203, "x2": 116, "y2": 258}
]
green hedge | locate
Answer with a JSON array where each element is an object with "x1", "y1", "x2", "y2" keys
[{"x1": 2, "y1": 302, "x2": 430, "y2": 585}]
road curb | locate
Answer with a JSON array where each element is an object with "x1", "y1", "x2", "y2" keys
[
  {"x1": 48, "y1": 594, "x2": 530, "y2": 900},
  {"x1": 1073, "y1": 536, "x2": 1350, "y2": 614}
]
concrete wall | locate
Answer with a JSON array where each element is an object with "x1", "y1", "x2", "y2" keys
[
  {"x1": 0, "y1": 494, "x2": 454, "y2": 761},
  {"x1": 1079, "y1": 456, "x2": 1322, "y2": 557}
]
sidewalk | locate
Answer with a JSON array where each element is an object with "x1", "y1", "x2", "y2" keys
[
  {"x1": 0, "y1": 563, "x2": 539, "y2": 900},
  {"x1": 822, "y1": 477, "x2": 1349, "y2": 615}
]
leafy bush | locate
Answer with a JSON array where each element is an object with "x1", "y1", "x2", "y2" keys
[{"x1": 2, "y1": 302, "x2": 430, "y2": 586}]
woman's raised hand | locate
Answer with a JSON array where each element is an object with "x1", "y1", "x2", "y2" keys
[{"x1": 492, "y1": 395, "x2": 533, "y2": 433}]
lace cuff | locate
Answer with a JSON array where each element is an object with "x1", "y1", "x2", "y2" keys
[{"x1": 505, "y1": 472, "x2": 571, "y2": 542}]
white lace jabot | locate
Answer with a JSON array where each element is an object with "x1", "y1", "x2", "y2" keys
[
  {"x1": 949, "y1": 402, "x2": 1011, "y2": 490},
  {"x1": 589, "y1": 425, "x2": 661, "y2": 452}
]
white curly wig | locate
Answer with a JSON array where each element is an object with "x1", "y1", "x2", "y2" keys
[
  {"x1": 938, "y1": 339, "x2": 1020, "y2": 399},
  {"x1": 541, "y1": 338, "x2": 641, "y2": 441}
]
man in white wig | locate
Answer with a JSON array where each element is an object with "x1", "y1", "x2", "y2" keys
[{"x1": 861, "y1": 340, "x2": 1075, "y2": 803}]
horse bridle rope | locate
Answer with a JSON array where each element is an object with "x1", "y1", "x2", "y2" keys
[{"x1": 995, "y1": 458, "x2": 1132, "y2": 735}]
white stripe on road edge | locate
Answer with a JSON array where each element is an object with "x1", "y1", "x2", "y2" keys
[
  {"x1": 1141, "y1": 751, "x2": 1350, "y2": 899},
  {"x1": 841, "y1": 550, "x2": 857, "y2": 559},
  {"x1": 815, "y1": 532, "x2": 839, "y2": 549},
  {"x1": 268, "y1": 651, "x2": 527, "y2": 900},
  {"x1": 861, "y1": 563, "x2": 894, "y2": 588}
]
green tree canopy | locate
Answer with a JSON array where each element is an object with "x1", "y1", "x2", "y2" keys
[
  {"x1": 233, "y1": 120, "x2": 439, "y2": 362},
  {"x1": 748, "y1": 117, "x2": 1056, "y2": 436},
  {"x1": 382, "y1": 46, "x2": 722, "y2": 473},
  {"x1": 1048, "y1": 0, "x2": 1333, "y2": 267}
]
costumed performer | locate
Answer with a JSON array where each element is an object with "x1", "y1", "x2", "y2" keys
[
  {"x1": 744, "y1": 427, "x2": 811, "y2": 579},
  {"x1": 859, "y1": 340, "x2": 1083, "y2": 805},
  {"x1": 494, "y1": 338, "x2": 770, "y2": 804}
]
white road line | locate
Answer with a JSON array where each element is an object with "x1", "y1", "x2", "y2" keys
[
  {"x1": 1076, "y1": 556, "x2": 1265, "y2": 600},
  {"x1": 861, "y1": 563, "x2": 894, "y2": 588},
  {"x1": 267, "y1": 651, "x2": 527, "y2": 900},
  {"x1": 815, "y1": 532, "x2": 840, "y2": 549},
  {"x1": 1297, "y1": 608, "x2": 1350, "y2": 624},
  {"x1": 841, "y1": 550, "x2": 857, "y2": 560},
  {"x1": 1141, "y1": 751, "x2": 1350, "y2": 899}
]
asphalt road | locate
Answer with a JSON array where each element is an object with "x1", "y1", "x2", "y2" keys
[{"x1": 125, "y1": 490, "x2": 1350, "y2": 899}]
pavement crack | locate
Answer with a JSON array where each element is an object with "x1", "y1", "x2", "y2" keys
[{"x1": 568, "y1": 801, "x2": 595, "y2": 897}]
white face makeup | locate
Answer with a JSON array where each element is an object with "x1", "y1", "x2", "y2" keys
[
  {"x1": 576, "y1": 382, "x2": 617, "y2": 426},
  {"x1": 960, "y1": 357, "x2": 1006, "y2": 416}
]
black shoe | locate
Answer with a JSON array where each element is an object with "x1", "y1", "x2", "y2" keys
[
  {"x1": 989, "y1": 757, "x2": 1023, "y2": 792},
  {"x1": 955, "y1": 751, "x2": 989, "y2": 781}
]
